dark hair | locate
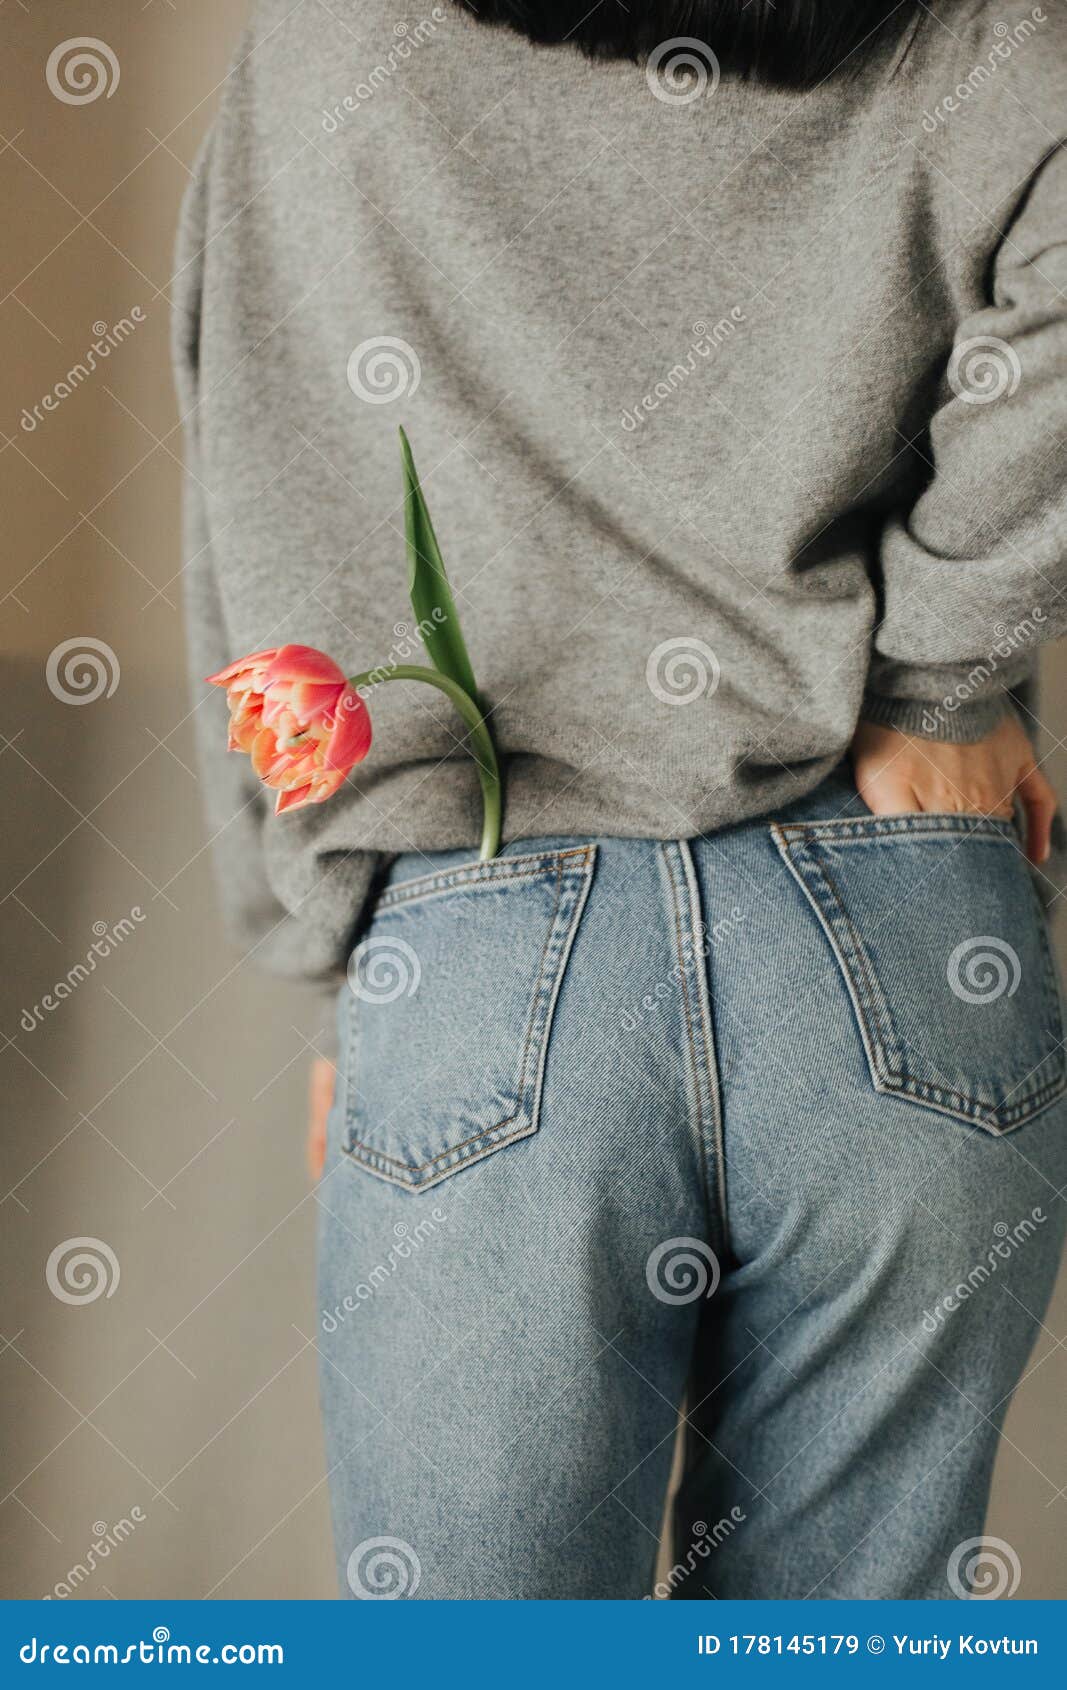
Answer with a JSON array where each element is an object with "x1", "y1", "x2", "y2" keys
[{"x1": 453, "y1": 1, "x2": 921, "y2": 87}]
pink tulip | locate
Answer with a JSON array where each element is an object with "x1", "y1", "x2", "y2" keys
[{"x1": 206, "y1": 644, "x2": 371, "y2": 814}]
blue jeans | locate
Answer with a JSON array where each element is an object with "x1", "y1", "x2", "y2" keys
[{"x1": 317, "y1": 769, "x2": 1067, "y2": 1599}]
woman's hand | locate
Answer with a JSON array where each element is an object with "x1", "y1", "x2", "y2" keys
[
  {"x1": 850, "y1": 714, "x2": 1056, "y2": 866},
  {"x1": 307, "y1": 1057, "x2": 335, "y2": 1183}
]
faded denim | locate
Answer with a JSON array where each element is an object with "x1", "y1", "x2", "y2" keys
[{"x1": 318, "y1": 769, "x2": 1067, "y2": 1600}]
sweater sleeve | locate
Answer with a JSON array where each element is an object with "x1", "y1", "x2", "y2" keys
[
  {"x1": 172, "y1": 135, "x2": 383, "y2": 1022},
  {"x1": 171, "y1": 131, "x2": 298, "y2": 961},
  {"x1": 863, "y1": 141, "x2": 1067, "y2": 741}
]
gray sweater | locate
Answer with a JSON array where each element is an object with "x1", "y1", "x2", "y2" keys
[{"x1": 174, "y1": 0, "x2": 1067, "y2": 985}]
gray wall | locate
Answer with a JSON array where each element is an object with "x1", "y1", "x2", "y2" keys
[{"x1": 2, "y1": 0, "x2": 1065, "y2": 1600}]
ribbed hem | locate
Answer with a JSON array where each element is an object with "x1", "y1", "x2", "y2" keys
[{"x1": 860, "y1": 690, "x2": 1010, "y2": 744}]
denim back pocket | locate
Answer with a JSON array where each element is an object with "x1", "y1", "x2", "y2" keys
[
  {"x1": 342, "y1": 846, "x2": 596, "y2": 1191},
  {"x1": 772, "y1": 814, "x2": 1066, "y2": 1134}
]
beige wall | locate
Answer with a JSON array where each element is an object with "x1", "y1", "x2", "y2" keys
[
  {"x1": 1, "y1": 0, "x2": 333, "y2": 1600},
  {"x1": 2, "y1": 0, "x2": 1065, "y2": 1600}
]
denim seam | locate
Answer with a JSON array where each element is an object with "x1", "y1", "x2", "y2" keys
[
  {"x1": 679, "y1": 841, "x2": 731, "y2": 1255},
  {"x1": 524, "y1": 843, "x2": 598, "y2": 1169},
  {"x1": 346, "y1": 1113, "x2": 529, "y2": 1177},
  {"x1": 379, "y1": 847, "x2": 594, "y2": 909},
  {"x1": 343, "y1": 1119, "x2": 543, "y2": 1194},
  {"x1": 347, "y1": 1110, "x2": 525, "y2": 1174},
  {"x1": 660, "y1": 843, "x2": 728, "y2": 1254},
  {"x1": 772, "y1": 824, "x2": 1067, "y2": 1135},
  {"x1": 802, "y1": 855, "x2": 906, "y2": 1078},
  {"x1": 343, "y1": 846, "x2": 596, "y2": 1187},
  {"x1": 774, "y1": 814, "x2": 1018, "y2": 847}
]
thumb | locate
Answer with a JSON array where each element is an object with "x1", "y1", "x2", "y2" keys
[{"x1": 1016, "y1": 763, "x2": 1057, "y2": 866}]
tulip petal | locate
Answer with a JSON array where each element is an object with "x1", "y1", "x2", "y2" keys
[
  {"x1": 211, "y1": 642, "x2": 365, "y2": 816},
  {"x1": 250, "y1": 727, "x2": 285, "y2": 781},
  {"x1": 312, "y1": 766, "x2": 348, "y2": 803},
  {"x1": 263, "y1": 680, "x2": 343, "y2": 731},
  {"x1": 275, "y1": 783, "x2": 316, "y2": 813},
  {"x1": 206, "y1": 648, "x2": 279, "y2": 687},
  {"x1": 323, "y1": 687, "x2": 372, "y2": 771},
  {"x1": 263, "y1": 644, "x2": 347, "y2": 688}
]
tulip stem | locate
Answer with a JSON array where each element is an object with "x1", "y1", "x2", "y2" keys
[{"x1": 348, "y1": 664, "x2": 502, "y2": 861}]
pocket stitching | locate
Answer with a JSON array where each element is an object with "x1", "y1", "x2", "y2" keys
[
  {"x1": 772, "y1": 822, "x2": 1066, "y2": 1134},
  {"x1": 775, "y1": 814, "x2": 1018, "y2": 847},
  {"x1": 802, "y1": 850, "x2": 908, "y2": 1084},
  {"x1": 344, "y1": 1118, "x2": 539, "y2": 1192},
  {"x1": 345, "y1": 1109, "x2": 525, "y2": 1175},
  {"x1": 343, "y1": 845, "x2": 596, "y2": 1187},
  {"x1": 345, "y1": 861, "x2": 564, "y2": 1174},
  {"x1": 772, "y1": 826, "x2": 906, "y2": 1099},
  {"x1": 379, "y1": 846, "x2": 594, "y2": 911}
]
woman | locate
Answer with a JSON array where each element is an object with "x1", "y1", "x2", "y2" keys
[{"x1": 175, "y1": 0, "x2": 1067, "y2": 1598}]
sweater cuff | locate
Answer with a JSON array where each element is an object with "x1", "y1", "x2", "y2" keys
[{"x1": 860, "y1": 689, "x2": 1011, "y2": 744}]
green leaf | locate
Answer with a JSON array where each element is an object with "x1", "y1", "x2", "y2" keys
[{"x1": 399, "y1": 426, "x2": 479, "y2": 702}]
